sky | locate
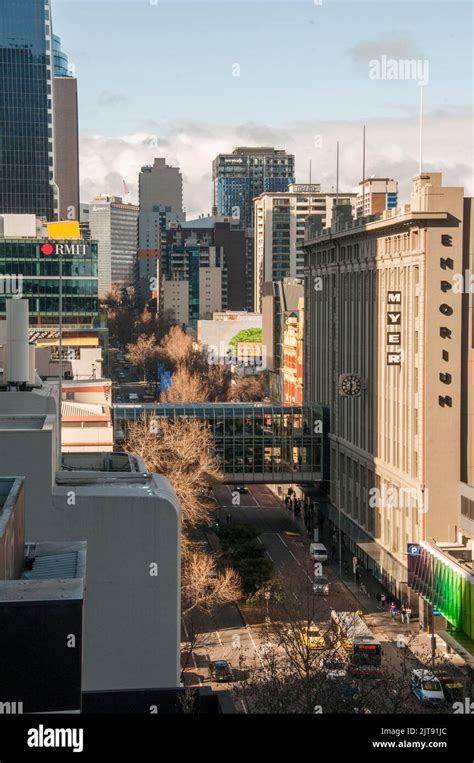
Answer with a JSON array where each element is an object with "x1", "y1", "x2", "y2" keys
[{"x1": 53, "y1": 0, "x2": 473, "y2": 218}]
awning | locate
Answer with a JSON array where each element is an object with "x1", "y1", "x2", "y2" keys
[{"x1": 357, "y1": 541, "x2": 408, "y2": 584}]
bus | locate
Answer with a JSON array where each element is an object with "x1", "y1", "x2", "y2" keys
[{"x1": 330, "y1": 610, "x2": 382, "y2": 677}]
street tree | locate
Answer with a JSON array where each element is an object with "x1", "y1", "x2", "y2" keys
[
  {"x1": 124, "y1": 413, "x2": 220, "y2": 532},
  {"x1": 228, "y1": 375, "x2": 264, "y2": 402},
  {"x1": 125, "y1": 333, "x2": 157, "y2": 381}
]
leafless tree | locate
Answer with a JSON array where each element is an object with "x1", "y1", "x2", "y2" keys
[
  {"x1": 160, "y1": 366, "x2": 209, "y2": 403},
  {"x1": 228, "y1": 375, "x2": 265, "y2": 402},
  {"x1": 125, "y1": 333, "x2": 157, "y2": 381},
  {"x1": 182, "y1": 549, "x2": 241, "y2": 618},
  {"x1": 124, "y1": 414, "x2": 220, "y2": 532}
]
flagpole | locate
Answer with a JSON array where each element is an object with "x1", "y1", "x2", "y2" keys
[{"x1": 419, "y1": 86, "x2": 424, "y2": 174}]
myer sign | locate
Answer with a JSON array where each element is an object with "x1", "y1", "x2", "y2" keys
[{"x1": 40, "y1": 242, "x2": 89, "y2": 256}]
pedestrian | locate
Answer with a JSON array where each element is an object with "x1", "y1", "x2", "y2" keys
[
  {"x1": 390, "y1": 601, "x2": 397, "y2": 619},
  {"x1": 376, "y1": 592, "x2": 382, "y2": 610},
  {"x1": 298, "y1": 454, "x2": 302, "y2": 470},
  {"x1": 380, "y1": 593, "x2": 386, "y2": 609},
  {"x1": 331, "y1": 543, "x2": 337, "y2": 560},
  {"x1": 355, "y1": 566, "x2": 361, "y2": 584},
  {"x1": 405, "y1": 606, "x2": 412, "y2": 625},
  {"x1": 400, "y1": 604, "x2": 406, "y2": 624},
  {"x1": 226, "y1": 512, "x2": 232, "y2": 525}
]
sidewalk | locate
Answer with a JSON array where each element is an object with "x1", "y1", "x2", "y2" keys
[{"x1": 282, "y1": 500, "x2": 467, "y2": 669}]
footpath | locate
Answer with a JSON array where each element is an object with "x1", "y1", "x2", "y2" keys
[{"x1": 283, "y1": 498, "x2": 467, "y2": 674}]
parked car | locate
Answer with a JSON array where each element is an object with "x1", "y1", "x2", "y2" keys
[
  {"x1": 235, "y1": 485, "x2": 248, "y2": 494},
  {"x1": 313, "y1": 575, "x2": 330, "y2": 595},
  {"x1": 309, "y1": 542, "x2": 328, "y2": 563},
  {"x1": 210, "y1": 659, "x2": 232, "y2": 682},
  {"x1": 410, "y1": 669, "x2": 445, "y2": 706}
]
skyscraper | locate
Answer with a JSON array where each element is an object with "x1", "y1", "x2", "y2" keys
[
  {"x1": 137, "y1": 158, "x2": 184, "y2": 305},
  {"x1": 87, "y1": 195, "x2": 138, "y2": 295},
  {"x1": 52, "y1": 35, "x2": 80, "y2": 221},
  {"x1": 139, "y1": 158, "x2": 183, "y2": 219},
  {"x1": 253, "y1": 185, "x2": 356, "y2": 311},
  {"x1": 212, "y1": 147, "x2": 295, "y2": 228},
  {"x1": 0, "y1": 0, "x2": 56, "y2": 219}
]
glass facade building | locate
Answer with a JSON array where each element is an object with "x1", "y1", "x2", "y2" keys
[
  {"x1": 114, "y1": 403, "x2": 328, "y2": 483},
  {"x1": 52, "y1": 34, "x2": 72, "y2": 77},
  {"x1": 0, "y1": 238, "x2": 99, "y2": 326},
  {"x1": 0, "y1": 0, "x2": 56, "y2": 219},
  {"x1": 212, "y1": 148, "x2": 295, "y2": 228}
]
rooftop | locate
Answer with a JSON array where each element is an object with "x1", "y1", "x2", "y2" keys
[
  {"x1": 0, "y1": 541, "x2": 86, "y2": 603},
  {"x1": 0, "y1": 415, "x2": 47, "y2": 430}
]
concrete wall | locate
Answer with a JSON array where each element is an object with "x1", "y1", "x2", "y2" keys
[
  {"x1": 47, "y1": 475, "x2": 180, "y2": 691},
  {"x1": 0, "y1": 418, "x2": 57, "y2": 540}
]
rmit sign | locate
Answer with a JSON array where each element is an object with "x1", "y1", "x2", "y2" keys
[{"x1": 40, "y1": 242, "x2": 89, "y2": 256}]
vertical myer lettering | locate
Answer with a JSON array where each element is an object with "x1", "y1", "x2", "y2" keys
[{"x1": 439, "y1": 372, "x2": 452, "y2": 384}]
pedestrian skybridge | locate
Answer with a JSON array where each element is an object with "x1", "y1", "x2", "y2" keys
[{"x1": 113, "y1": 403, "x2": 328, "y2": 484}]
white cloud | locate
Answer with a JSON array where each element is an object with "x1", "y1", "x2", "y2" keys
[{"x1": 80, "y1": 110, "x2": 473, "y2": 218}]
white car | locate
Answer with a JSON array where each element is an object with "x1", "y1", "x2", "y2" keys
[
  {"x1": 410, "y1": 669, "x2": 445, "y2": 706},
  {"x1": 309, "y1": 542, "x2": 328, "y2": 563}
]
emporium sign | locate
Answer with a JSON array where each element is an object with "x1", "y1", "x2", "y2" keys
[
  {"x1": 386, "y1": 291, "x2": 402, "y2": 365},
  {"x1": 40, "y1": 242, "x2": 89, "y2": 256}
]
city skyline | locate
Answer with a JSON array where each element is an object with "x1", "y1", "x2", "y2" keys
[{"x1": 52, "y1": 0, "x2": 473, "y2": 218}]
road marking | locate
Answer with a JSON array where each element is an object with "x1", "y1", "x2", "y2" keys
[
  {"x1": 257, "y1": 536, "x2": 263, "y2": 544},
  {"x1": 289, "y1": 549, "x2": 313, "y2": 583},
  {"x1": 215, "y1": 630, "x2": 223, "y2": 647},
  {"x1": 265, "y1": 550, "x2": 273, "y2": 561},
  {"x1": 278, "y1": 534, "x2": 287, "y2": 547},
  {"x1": 246, "y1": 625, "x2": 264, "y2": 666}
]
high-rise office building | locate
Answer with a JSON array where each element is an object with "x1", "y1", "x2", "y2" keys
[
  {"x1": 354, "y1": 177, "x2": 398, "y2": 218},
  {"x1": 52, "y1": 35, "x2": 80, "y2": 221},
  {"x1": 212, "y1": 147, "x2": 295, "y2": 228},
  {"x1": 254, "y1": 185, "x2": 356, "y2": 311},
  {"x1": 304, "y1": 172, "x2": 474, "y2": 643},
  {"x1": 181, "y1": 216, "x2": 251, "y2": 312},
  {"x1": 162, "y1": 224, "x2": 227, "y2": 327},
  {"x1": 139, "y1": 158, "x2": 183, "y2": 216},
  {"x1": 87, "y1": 195, "x2": 138, "y2": 294},
  {"x1": 0, "y1": 0, "x2": 56, "y2": 219},
  {"x1": 137, "y1": 158, "x2": 184, "y2": 305}
]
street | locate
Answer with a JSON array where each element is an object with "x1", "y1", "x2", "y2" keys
[{"x1": 185, "y1": 484, "x2": 462, "y2": 712}]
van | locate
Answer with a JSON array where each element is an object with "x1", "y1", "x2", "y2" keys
[
  {"x1": 128, "y1": 393, "x2": 139, "y2": 402},
  {"x1": 309, "y1": 542, "x2": 328, "y2": 563}
]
